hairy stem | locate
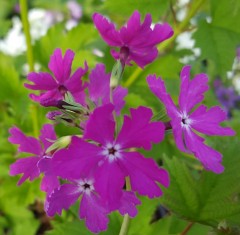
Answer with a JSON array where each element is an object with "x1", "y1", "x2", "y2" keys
[
  {"x1": 180, "y1": 222, "x2": 194, "y2": 235},
  {"x1": 20, "y1": 0, "x2": 34, "y2": 72},
  {"x1": 124, "y1": 0, "x2": 207, "y2": 88},
  {"x1": 119, "y1": 177, "x2": 131, "y2": 235}
]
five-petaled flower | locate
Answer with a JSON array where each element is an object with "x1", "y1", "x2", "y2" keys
[
  {"x1": 147, "y1": 65, "x2": 235, "y2": 173},
  {"x1": 93, "y1": 11, "x2": 173, "y2": 68},
  {"x1": 9, "y1": 124, "x2": 59, "y2": 193},
  {"x1": 25, "y1": 48, "x2": 88, "y2": 107},
  {"x1": 50, "y1": 104, "x2": 169, "y2": 211}
]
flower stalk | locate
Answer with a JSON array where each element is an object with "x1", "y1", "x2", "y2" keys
[
  {"x1": 119, "y1": 177, "x2": 131, "y2": 235},
  {"x1": 20, "y1": 0, "x2": 34, "y2": 72}
]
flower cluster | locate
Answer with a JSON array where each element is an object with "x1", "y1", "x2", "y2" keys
[{"x1": 8, "y1": 11, "x2": 235, "y2": 234}]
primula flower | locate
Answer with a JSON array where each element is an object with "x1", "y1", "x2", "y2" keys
[
  {"x1": 25, "y1": 48, "x2": 88, "y2": 107},
  {"x1": 45, "y1": 138, "x2": 141, "y2": 233},
  {"x1": 45, "y1": 177, "x2": 109, "y2": 233},
  {"x1": 93, "y1": 11, "x2": 173, "y2": 68},
  {"x1": 50, "y1": 104, "x2": 169, "y2": 211},
  {"x1": 88, "y1": 63, "x2": 127, "y2": 115},
  {"x1": 9, "y1": 124, "x2": 59, "y2": 193},
  {"x1": 147, "y1": 65, "x2": 235, "y2": 173}
]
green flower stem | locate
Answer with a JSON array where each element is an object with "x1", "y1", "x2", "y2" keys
[
  {"x1": 180, "y1": 222, "x2": 194, "y2": 235},
  {"x1": 119, "y1": 177, "x2": 131, "y2": 235},
  {"x1": 20, "y1": 0, "x2": 40, "y2": 136},
  {"x1": 123, "y1": 0, "x2": 207, "y2": 88},
  {"x1": 20, "y1": 0, "x2": 34, "y2": 72}
]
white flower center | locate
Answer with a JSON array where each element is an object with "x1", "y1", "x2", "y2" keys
[
  {"x1": 181, "y1": 113, "x2": 192, "y2": 128},
  {"x1": 102, "y1": 143, "x2": 122, "y2": 163},
  {"x1": 77, "y1": 179, "x2": 94, "y2": 195}
]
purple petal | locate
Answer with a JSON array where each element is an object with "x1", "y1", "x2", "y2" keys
[
  {"x1": 144, "y1": 22, "x2": 173, "y2": 46},
  {"x1": 93, "y1": 13, "x2": 121, "y2": 46},
  {"x1": 84, "y1": 104, "x2": 115, "y2": 145},
  {"x1": 39, "y1": 124, "x2": 57, "y2": 151},
  {"x1": 190, "y1": 105, "x2": 236, "y2": 136},
  {"x1": 10, "y1": 157, "x2": 40, "y2": 185},
  {"x1": 112, "y1": 86, "x2": 128, "y2": 115},
  {"x1": 29, "y1": 89, "x2": 62, "y2": 107},
  {"x1": 179, "y1": 65, "x2": 209, "y2": 113},
  {"x1": 94, "y1": 159, "x2": 126, "y2": 211},
  {"x1": 25, "y1": 72, "x2": 57, "y2": 91},
  {"x1": 117, "y1": 106, "x2": 165, "y2": 150},
  {"x1": 118, "y1": 191, "x2": 141, "y2": 218},
  {"x1": 65, "y1": 61, "x2": 88, "y2": 104},
  {"x1": 8, "y1": 127, "x2": 42, "y2": 155},
  {"x1": 147, "y1": 75, "x2": 179, "y2": 117},
  {"x1": 119, "y1": 11, "x2": 143, "y2": 44},
  {"x1": 79, "y1": 193, "x2": 109, "y2": 233},
  {"x1": 45, "y1": 183, "x2": 81, "y2": 216},
  {"x1": 129, "y1": 48, "x2": 158, "y2": 68},
  {"x1": 48, "y1": 48, "x2": 74, "y2": 83},
  {"x1": 121, "y1": 152, "x2": 169, "y2": 198},
  {"x1": 41, "y1": 175, "x2": 60, "y2": 194},
  {"x1": 171, "y1": 117, "x2": 187, "y2": 152},
  {"x1": 88, "y1": 63, "x2": 110, "y2": 105},
  {"x1": 184, "y1": 129, "x2": 224, "y2": 173},
  {"x1": 51, "y1": 137, "x2": 101, "y2": 179}
]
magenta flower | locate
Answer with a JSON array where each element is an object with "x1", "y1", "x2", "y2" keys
[
  {"x1": 25, "y1": 48, "x2": 88, "y2": 107},
  {"x1": 147, "y1": 65, "x2": 235, "y2": 173},
  {"x1": 45, "y1": 177, "x2": 109, "y2": 233},
  {"x1": 45, "y1": 147, "x2": 141, "y2": 234},
  {"x1": 88, "y1": 63, "x2": 127, "y2": 115},
  {"x1": 93, "y1": 11, "x2": 173, "y2": 68},
  {"x1": 9, "y1": 124, "x2": 59, "y2": 193},
  {"x1": 50, "y1": 104, "x2": 169, "y2": 211}
]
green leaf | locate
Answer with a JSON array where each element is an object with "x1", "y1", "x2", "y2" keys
[
  {"x1": 193, "y1": 0, "x2": 240, "y2": 76},
  {"x1": 103, "y1": 0, "x2": 170, "y2": 22},
  {"x1": 161, "y1": 137, "x2": 240, "y2": 229}
]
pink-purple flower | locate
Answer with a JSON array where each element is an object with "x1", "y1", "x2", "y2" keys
[
  {"x1": 88, "y1": 63, "x2": 127, "y2": 115},
  {"x1": 147, "y1": 65, "x2": 235, "y2": 173},
  {"x1": 9, "y1": 124, "x2": 59, "y2": 193},
  {"x1": 93, "y1": 11, "x2": 173, "y2": 68},
  {"x1": 45, "y1": 177, "x2": 109, "y2": 233},
  {"x1": 25, "y1": 48, "x2": 88, "y2": 107},
  {"x1": 50, "y1": 104, "x2": 169, "y2": 212}
]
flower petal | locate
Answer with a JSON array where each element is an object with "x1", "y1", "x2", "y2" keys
[
  {"x1": 112, "y1": 86, "x2": 128, "y2": 115},
  {"x1": 51, "y1": 137, "x2": 101, "y2": 179},
  {"x1": 39, "y1": 124, "x2": 57, "y2": 151},
  {"x1": 79, "y1": 193, "x2": 109, "y2": 233},
  {"x1": 48, "y1": 48, "x2": 74, "y2": 83},
  {"x1": 88, "y1": 63, "x2": 110, "y2": 105},
  {"x1": 10, "y1": 157, "x2": 40, "y2": 185},
  {"x1": 147, "y1": 74, "x2": 179, "y2": 117},
  {"x1": 118, "y1": 191, "x2": 141, "y2": 218},
  {"x1": 8, "y1": 127, "x2": 42, "y2": 155},
  {"x1": 94, "y1": 159, "x2": 126, "y2": 211},
  {"x1": 25, "y1": 72, "x2": 57, "y2": 90},
  {"x1": 84, "y1": 104, "x2": 115, "y2": 145},
  {"x1": 93, "y1": 13, "x2": 121, "y2": 46},
  {"x1": 129, "y1": 48, "x2": 158, "y2": 68},
  {"x1": 120, "y1": 152, "x2": 169, "y2": 198},
  {"x1": 65, "y1": 61, "x2": 88, "y2": 104},
  {"x1": 184, "y1": 129, "x2": 224, "y2": 173},
  {"x1": 179, "y1": 65, "x2": 209, "y2": 113},
  {"x1": 41, "y1": 175, "x2": 60, "y2": 194},
  {"x1": 117, "y1": 106, "x2": 165, "y2": 150},
  {"x1": 190, "y1": 105, "x2": 235, "y2": 136},
  {"x1": 45, "y1": 183, "x2": 81, "y2": 216}
]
